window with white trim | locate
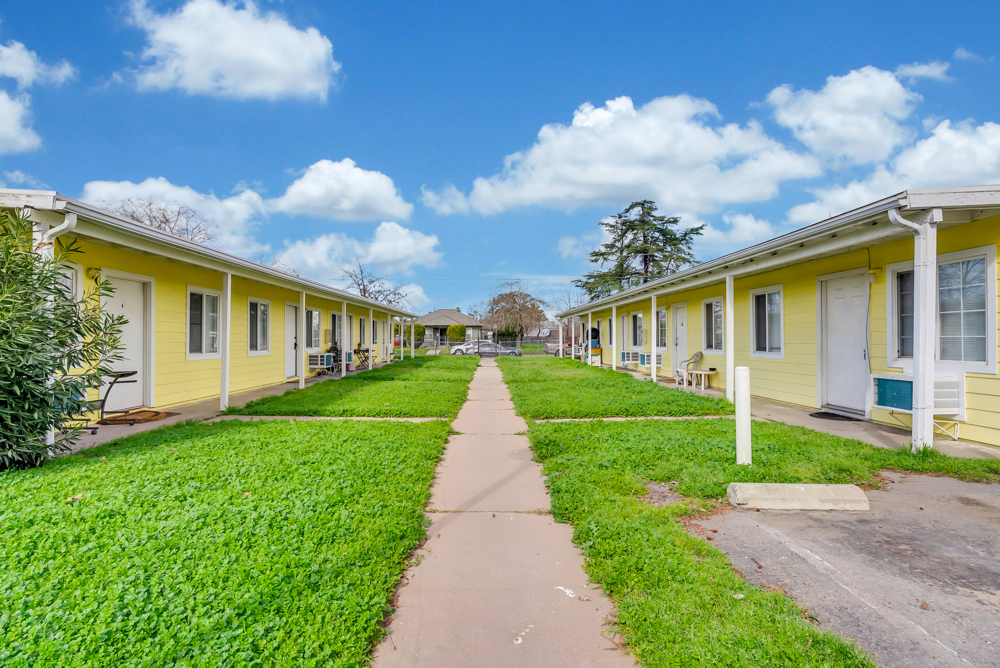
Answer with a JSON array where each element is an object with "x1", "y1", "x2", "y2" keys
[
  {"x1": 305, "y1": 309, "x2": 321, "y2": 349},
  {"x1": 372, "y1": 318, "x2": 379, "y2": 346},
  {"x1": 750, "y1": 287, "x2": 782, "y2": 357},
  {"x1": 188, "y1": 287, "x2": 220, "y2": 357},
  {"x1": 248, "y1": 298, "x2": 270, "y2": 354},
  {"x1": 608, "y1": 318, "x2": 612, "y2": 345},
  {"x1": 703, "y1": 298, "x2": 723, "y2": 353},
  {"x1": 359, "y1": 316, "x2": 366, "y2": 346},
  {"x1": 631, "y1": 313, "x2": 643, "y2": 348},
  {"x1": 657, "y1": 309, "x2": 667, "y2": 348},
  {"x1": 939, "y1": 258, "x2": 987, "y2": 362},
  {"x1": 897, "y1": 270, "x2": 914, "y2": 358},
  {"x1": 331, "y1": 313, "x2": 343, "y2": 347}
]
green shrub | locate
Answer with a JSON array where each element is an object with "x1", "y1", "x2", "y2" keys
[
  {"x1": 446, "y1": 323, "x2": 466, "y2": 342},
  {"x1": 0, "y1": 207, "x2": 125, "y2": 470}
]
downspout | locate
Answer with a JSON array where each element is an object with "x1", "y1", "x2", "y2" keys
[
  {"x1": 888, "y1": 207, "x2": 941, "y2": 451},
  {"x1": 38, "y1": 212, "x2": 77, "y2": 448}
]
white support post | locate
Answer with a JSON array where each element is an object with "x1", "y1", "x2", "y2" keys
[
  {"x1": 298, "y1": 291, "x2": 307, "y2": 389},
  {"x1": 889, "y1": 208, "x2": 941, "y2": 450},
  {"x1": 587, "y1": 312, "x2": 592, "y2": 366},
  {"x1": 341, "y1": 301, "x2": 347, "y2": 376},
  {"x1": 369, "y1": 307, "x2": 374, "y2": 366},
  {"x1": 219, "y1": 272, "x2": 231, "y2": 410},
  {"x1": 725, "y1": 274, "x2": 735, "y2": 403},
  {"x1": 558, "y1": 321, "x2": 563, "y2": 358},
  {"x1": 651, "y1": 294, "x2": 657, "y2": 382},
  {"x1": 410, "y1": 320, "x2": 415, "y2": 359},
  {"x1": 735, "y1": 366, "x2": 751, "y2": 466},
  {"x1": 612, "y1": 305, "x2": 617, "y2": 370}
]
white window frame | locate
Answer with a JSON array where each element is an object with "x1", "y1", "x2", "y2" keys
[
  {"x1": 630, "y1": 311, "x2": 643, "y2": 350},
  {"x1": 656, "y1": 308, "x2": 668, "y2": 350},
  {"x1": 749, "y1": 285, "x2": 784, "y2": 360},
  {"x1": 701, "y1": 296, "x2": 724, "y2": 355},
  {"x1": 247, "y1": 296, "x2": 271, "y2": 357},
  {"x1": 59, "y1": 261, "x2": 84, "y2": 301},
  {"x1": 305, "y1": 308, "x2": 321, "y2": 352},
  {"x1": 886, "y1": 244, "x2": 996, "y2": 375},
  {"x1": 372, "y1": 318, "x2": 379, "y2": 346},
  {"x1": 359, "y1": 316, "x2": 367, "y2": 346},
  {"x1": 186, "y1": 285, "x2": 222, "y2": 361}
]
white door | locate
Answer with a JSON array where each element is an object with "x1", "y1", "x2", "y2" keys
[
  {"x1": 824, "y1": 275, "x2": 869, "y2": 414},
  {"x1": 102, "y1": 277, "x2": 145, "y2": 411},
  {"x1": 672, "y1": 304, "x2": 687, "y2": 373},
  {"x1": 285, "y1": 304, "x2": 298, "y2": 378}
]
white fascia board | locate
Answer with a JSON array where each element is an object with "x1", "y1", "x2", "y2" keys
[
  {"x1": 902, "y1": 185, "x2": 1000, "y2": 210},
  {"x1": 36, "y1": 194, "x2": 415, "y2": 318},
  {"x1": 0, "y1": 189, "x2": 59, "y2": 210}
]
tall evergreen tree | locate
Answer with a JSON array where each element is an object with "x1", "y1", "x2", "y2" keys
[{"x1": 574, "y1": 200, "x2": 703, "y2": 299}]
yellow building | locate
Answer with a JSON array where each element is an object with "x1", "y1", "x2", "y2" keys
[
  {"x1": 5, "y1": 189, "x2": 416, "y2": 414},
  {"x1": 558, "y1": 186, "x2": 1000, "y2": 449}
]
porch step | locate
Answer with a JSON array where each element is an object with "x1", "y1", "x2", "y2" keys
[{"x1": 727, "y1": 482, "x2": 869, "y2": 511}]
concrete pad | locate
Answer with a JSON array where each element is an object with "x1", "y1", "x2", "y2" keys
[
  {"x1": 430, "y1": 439, "x2": 549, "y2": 512},
  {"x1": 372, "y1": 513, "x2": 630, "y2": 668},
  {"x1": 467, "y1": 388, "x2": 511, "y2": 401},
  {"x1": 694, "y1": 473, "x2": 1000, "y2": 667},
  {"x1": 452, "y1": 408, "x2": 528, "y2": 435},
  {"x1": 462, "y1": 399, "x2": 515, "y2": 410},
  {"x1": 469, "y1": 378, "x2": 506, "y2": 390},
  {"x1": 727, "y1": 482, "x2": 870, "y2": 510}
]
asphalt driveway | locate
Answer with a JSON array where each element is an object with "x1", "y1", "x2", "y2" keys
[{"x1": 689, "y1": 473, "x2": 1000, "y2": 667}]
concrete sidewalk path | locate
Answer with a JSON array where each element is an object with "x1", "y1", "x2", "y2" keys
[{"x1": 372, "y1": 358, "x2": 633, "y2": 668}]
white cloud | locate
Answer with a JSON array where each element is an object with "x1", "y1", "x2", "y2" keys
[
  {"x1": 700, "y1": 213, "x2": 774, "y2": 248},
  {"x1": 556, "y1": 223, "x2": 612, "y2": 260},
  {"x1": 788, "y1": 119, "x2": 1000, "y2": 224},
  {"x1": 0, "y1": 92, "x2": 40, "y2": 154},
  {"x1": 268, "y1": 159, "x2": 413, "y2": 221},
  {"x1": 424, "y1": 94, "x2": 819, "y2": 216},
  {"x1": 128, "y1": 0, "x2": 339, "y2": 101},
  {"x1": 767, "y1": 66, "x2": 920, "y2": 163},
  {"x1": 953, "y1": 47, "x2": 982, "y2": 62},
  {"x1": 397, "y1": 283, "x2": 431, "y2": 311},
  {"x1": 0, "y1": 40, "x2": 75, "y2": 88},
  {"x1": 80, "y1": 176, "x2": 270, "y2": 257},
  {"x1": 276, "y1": 221, "x2": 441, "y2": 284},
  {"x1": 894, "y1": 60, "x2": 951, "y2": 82},
  {"x1": 1, "y1": 170, "x2": 47, "y2": 188},
  {"x1": 421, "y1": 184, "x2": 469, "y2": 215}
]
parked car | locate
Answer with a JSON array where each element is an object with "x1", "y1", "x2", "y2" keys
[
  {"x1": 452, "y1": 341, "x2": 521, "y2": 356},
  {"x1": 543, "y1": 342, "x2": 568, "y2": 355}
]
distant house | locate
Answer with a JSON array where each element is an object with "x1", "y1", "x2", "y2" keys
[
  {"x1": 525, "y1": 320, "x2": 560, "y2": 339},
  {"x1": 416, "y1": 309, "x2": 484, "y2": 344}
]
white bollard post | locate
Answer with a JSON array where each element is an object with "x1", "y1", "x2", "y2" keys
[{"x1": 735, "y1": 366, "x2": 751, "y2": 466}]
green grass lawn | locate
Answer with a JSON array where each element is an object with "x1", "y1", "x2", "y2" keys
[
  {"x1": 0, "y1": 419, "x2": 451, "y2": 667},
  {"x1": 527, "y1": 418, "x2": 1000, "y2": 667},
  {"x1": 497, "y1": 357, "x2": 733, "y2": 419},
  {"x1": 232, "y1": 355, "x2": 478, "y2": 418}
]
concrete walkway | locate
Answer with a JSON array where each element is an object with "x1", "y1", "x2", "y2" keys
[{"x1": 372, "y1": 358, "x2": 633, "y2": 667}]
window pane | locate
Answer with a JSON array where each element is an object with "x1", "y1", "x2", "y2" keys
[
  {"x1": 964, "y1": 337, "x2": 987, "y2": 362},
  {"x1": 964, "y1": 258, "x2": 986, "y2": 286},
  {"x1": 898, "y1": 271, "x2": 914, "y2": 298},
  {"x1": 704, "y1": 303, "x2": 714, "y2": 349},
  {"x1": 939, "y1": 287, "x2": 962, "y2": 313},
  {"x1": 963, "y1": 311, "x2": 986, "y2": 337},
  {"x1": 189, "y1": 292, "x2": 203, "y2": 354},
  {"x1": 259, "y1": 303, "x2": 268, "y2": 351},
  {"x1": 754, "y1": 294, "x2": 767, "y2": 352},
  {"x1": 714, "y1": 302, "x2": 723, "y2": 350},
  {"x1": 249, "y1": 302, "x2": 258, "y2": 350},
  {"x1": 963, "y1": 284, "x2": 986, "y2": 311},
  {"x1": 938, "y1": 262, "x2": 961, "y2": 288},
  {"x1": 940, "y1": 312, "x2": 962, "y2": 337},
  {"x1": 940, "y1": 337, "x2": 963, "y2": 361},
  {"x1": 767, "y1": 291, "x2": 782, "y2": 352},
  {"x1": 206, "y1": 294, "x2": 219, "y2": 354}
]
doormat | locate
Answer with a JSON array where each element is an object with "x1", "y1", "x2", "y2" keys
[
  {"x1": 808, "y1": 411, "x2": 861, "y2": 421},
  {"x1": 100, "y1": 410, "x2": 179, "y2": 425}
]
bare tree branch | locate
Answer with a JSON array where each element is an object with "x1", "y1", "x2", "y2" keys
[
  {"x1": 110, "y1": 199, "x2": 215, "y2": 245},
  {"x1": 342, "y1": 257, "x2": 411, "y2": 308},
  {"x1": 484, "y1": 281, "x2": 547, "y2": 346}
]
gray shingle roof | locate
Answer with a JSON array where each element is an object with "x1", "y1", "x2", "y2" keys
[{"x1": 415, "y1": 309, "x2": 484, "y2": 327}]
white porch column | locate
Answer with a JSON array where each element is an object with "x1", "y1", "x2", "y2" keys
[
  {"x1": 651, "y1": 294, "x2": 657, "y2": 382},
  {"x1": 298, "y1": 291, "x2": 307, "y2": 389},
  {"x1": 558, "y1": 321, "x2": 563, "y2": 358},
  {"x1": 341, "y1": 301, "x2": 347, "y2": 376},
  {"x1": 889, "y1": 208, "x2": 941, "y2": 450},
  {"x1": 219, "y1": 272, "x2": 232, "y2": 410},
  {"x1": 369, "y1": 307, "x2": 374, "y2": 365},
  {"x1": 612, "y1": 305, "x2": 617, "y2": 370},
  {"x1": 587, "y1": 312, "x2": 592, "y2": 365},
  {"x1": 725, "y1": 274, "x2": 735, "y2": 403},
  {"x1": 410, "y1": 319, "x2": 415, "y2": 359}
]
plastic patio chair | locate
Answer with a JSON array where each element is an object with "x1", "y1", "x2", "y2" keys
[{"x1": 675, "y1": 351, "x2": 703, "y2": 387}]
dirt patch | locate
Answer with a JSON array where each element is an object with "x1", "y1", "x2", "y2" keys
[
  {"x1": 641, "y1": 482, "x2": 686, "y2": 506},
  {"x1": 952, "y1": 495, "x2": 995, "y2": 509}
]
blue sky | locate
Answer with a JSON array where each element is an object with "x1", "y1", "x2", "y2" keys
[{"x1": 2, "y1": 0, "x2": 999, "y2": 314}]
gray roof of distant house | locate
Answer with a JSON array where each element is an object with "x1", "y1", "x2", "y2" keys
[{"x1": 416, "y1": 309, "x2": 484, "y2": 327}]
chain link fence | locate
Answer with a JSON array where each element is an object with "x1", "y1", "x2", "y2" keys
[{"x1": 409, "y1": 336, "x2": 568, "y2": 357}]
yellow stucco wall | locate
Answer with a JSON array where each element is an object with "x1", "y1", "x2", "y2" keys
[{"x1": 70, "y1": 237, "x2": 399, "y2": 411}]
